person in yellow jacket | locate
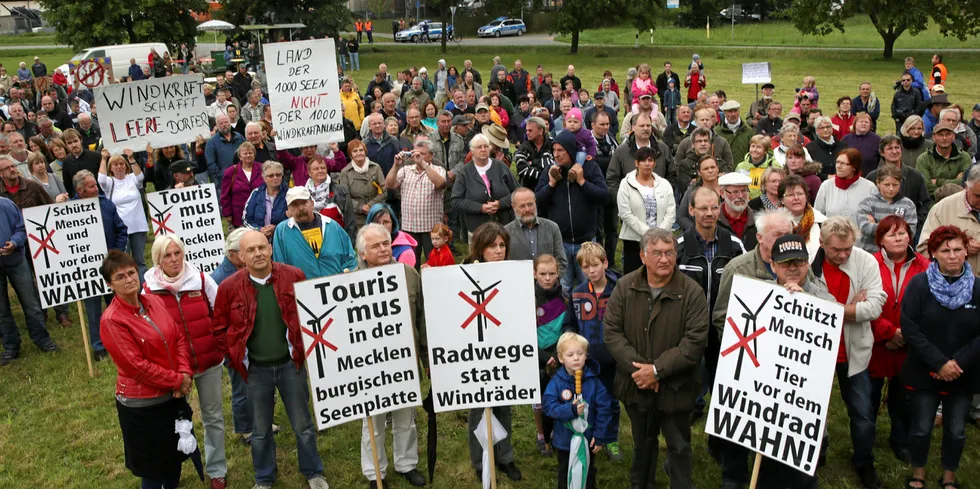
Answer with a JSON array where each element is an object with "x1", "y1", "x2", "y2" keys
[{"x1": 340, "y1": 78, "x2": 365, "y2": 130}]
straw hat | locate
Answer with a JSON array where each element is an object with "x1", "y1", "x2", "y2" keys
[{"x1": 481, "y1": 124, "x2": 510, "y2": 149}]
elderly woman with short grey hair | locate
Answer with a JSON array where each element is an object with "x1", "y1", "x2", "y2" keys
[
  {"x1": 242, "y1": 160, "x2": 288, "y2": 238},
  {"x1": 450, "y1": 134, "x2": 519, "y2": 241}
]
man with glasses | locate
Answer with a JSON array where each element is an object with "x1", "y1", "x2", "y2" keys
[
  {"x1": 716, "y1": 172, "x2": 758, "y2": 250},
  {"x1": 891, "y1": 74, "x2": 923, "y2": 132},
  {"x1": 605, "y1": 226, "x2": 709, "y2": 489},
  {"x1": 677, "y1": 186, "x2": 745, "y2": 424}
]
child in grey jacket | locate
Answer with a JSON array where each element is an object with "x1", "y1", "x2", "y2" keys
[{"x1": 857, "y1": 164, "x2": 918, "y2": 252}]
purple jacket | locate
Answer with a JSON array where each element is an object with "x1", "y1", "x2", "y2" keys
[
  {"x1": 220, "y1": 163, "x2": 263, "y2": 227},
  {"x1": 571, "y1": 127, "x2": 597, "y2": 157},
  {"x1": 276, "y1": 149, "x2": 348, "y2": 187}
]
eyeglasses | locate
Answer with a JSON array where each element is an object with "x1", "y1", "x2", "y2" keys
[
  {"x1": 0, "y1": 166, "x2": 14, "y2": 172},
  {"x1": 724, "y1": 188, "x2": 749, "y2": 196},
  {"x1": 694, "y1": 205, "x2": 720, "y2": 212},
  {"x1": 645, "y1": 250, "x2": 676, "y2": 259},
  {"x1": 264, "y1": 173, "x2": 283, "y2": 178},
  {"x1": 783, "y1": 191, "x2": 808, "y2": 199}
]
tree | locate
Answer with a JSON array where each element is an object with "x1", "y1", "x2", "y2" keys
[
  {"x1": 219, "y1": 0, "x2": 351, "y2": 38},
  {"x1": 366, "y1": 0, "x2": 393, "y2": 20},
  {"x1": 789, "y1": 0, "x2": 980, "y2": 60},
  {"x1": 552, "y1": 0, "x2": 631, "y2": 54},
  {"x1": 39, "y1": 0, "x2": 206, "y2": 51}
]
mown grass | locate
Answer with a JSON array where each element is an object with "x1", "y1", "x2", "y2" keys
[
  {"x1": 0, "y1": 48, "x2": 74, "y2": 73},
  {"x1": 0, "y1": 32, "x2": 59, "y2": 46},
  {"x1": 2, "y1": 44, "x2": 980, "y2": 489},
  {"x1": 556, "y1": 17, "x2": 980, "y2": 51}
]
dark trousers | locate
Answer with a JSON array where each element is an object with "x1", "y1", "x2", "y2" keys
[
  {"x1": 870, "y1": 376, "x2": 910, "y2": 451},
  {"x1": 366, "y1": 30, "x2": 374, "y2": 43},
  {"x1": 622, "y1": 240, "x2": 641, "y2": 275},
  {"x1": 408, "y1": 230, "x2": 433, "y2": 268},
  {"x1": 141, "y1": 464, "x2": 181, "y2": 489},
  {"x1": 557, "y1": 448, "x2": 597, "y2": 489},
  {"x1": 597, "y1": 205, "x2": 619, "y2": 268},
  {"x1": 717, "y1": 438, "x2": 817, "y2": 488},
  {"x1": 625, "y1": 404, "x2": 693, "y2": 489},
  {"x1": 835, "y1": 364, "x2": 876, "y2": 468},
  {"x1": 695, "y1": 325, "x2": 722, "y2": 412},
  {"x1": 909, "y1": 390, "x2": 970, "y2": 471},
  {"x1": 597, "y1": 361, "x2": 621, "y2": 442},
  {"x1": 357, "y1": 30, "x2": 363, "y2": 42}
]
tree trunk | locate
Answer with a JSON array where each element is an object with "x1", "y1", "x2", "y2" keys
[
  {"x1": 881, "y1": 33, "x2": 896, "y2": 60},
  {"x1": 441, "y1": 10, "x2": 448, "y2": 53},
  {"x1": 570, "y1": 28, "x2": 579, "y2": 54}
]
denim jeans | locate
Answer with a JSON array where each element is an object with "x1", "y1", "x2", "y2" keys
[
  {"x1": 909, "y1": 390, "x2": 970, "y2": 471},
  {"x1": 195, "y1": 364, "x2": 227, "y2": 478},
  {"x1": 227, "y1": 360, "x2": 254, "y2": 434},
  {"x1": 0, "y1": 255, "x2": 53, "y2": 353},
  {"x1": 870, "y1": 376, "x2": 910, "y2": 451},
  {"x1": 83, "y1": 294, "x2": 109, "y2": 352},
  {"x1": 835, "y1": 364, "x2": 876, "y2": 467},
  {"x1": 561, "y1": 241, "x2": 587, "y2": 292},
  {"x1": 349, "y1": 53, "x2": 360, "y2": 71},
  {"x1": 338, "y1": 54, "x2": 348, "y2": 71},
  {"x1": 246, "y1": 360, "x2": 323, "y2": 485},
  {"x1": 128, "y1": 233, "x2": 148, "y2": 284}
]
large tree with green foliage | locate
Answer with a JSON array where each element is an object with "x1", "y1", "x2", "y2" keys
[
  {"x1": 39, "y1": 0, "x2": 206, "y2": 51},
  {"x1": 219, "y1": 0, "x2": 351, "y2": 38},
  {"x1": 789, "y1": 0, "x2": 980, "y2": 59},
  {"x1": 553, "y1": 0, "x2": 662, "y2": 53}
]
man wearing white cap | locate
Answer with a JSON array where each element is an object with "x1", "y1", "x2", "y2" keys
[
  {"x1": 718, "y1": 100, "x2": 752, "y2": 162},
  {"x1": 272, "y1": 186, "x2": 357, "y2": 279},
  {"x1": 717, "y1": 172, "x2": 758, "y2": 250}
]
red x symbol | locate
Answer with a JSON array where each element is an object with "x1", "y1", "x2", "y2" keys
[
  {"x1": 458, "y1": 289, "x2": 501, "y2": 329},
  {"x1": 28, "y1": 231, "x2": 58, "y2": 259},
  {"x1": 721, "y1": 317, "x2": 767, "y2": 368},
  {"x1": 302, "y1": 318, "x2": 338, "y2": 359},
  {"x1": 151, "y1": 214, "x2": 174, "y2": 235}
]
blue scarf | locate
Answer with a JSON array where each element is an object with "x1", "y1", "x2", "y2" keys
[{"x1": 926, "y1": 261, "x2": 975, "y2": 309}]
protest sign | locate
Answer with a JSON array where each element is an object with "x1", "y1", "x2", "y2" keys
[
  {"x1": 742, "y1": 62, "x2": 772, "y2": 84},
  {"x1": 422, "y1": 261, "x2": 540, "y2": 413},
  {"x1": 264, "y1": 38, "x2": 345, "y2": 149},
  {"x1": 70, "y1": 57, "x2": 114, "y2": 89},
  {"x1": 145, "y1": 184, "x2": 224, "y2": 274},
  {"x1": 294, "y1": 264, "x2": 422, "y2": 430},
  {"x1": 23, "y1": 199, "x2": 109, "y2": 309},
  {"x1": 706, "y1": 275, "x2": 841, "y2": 475},
  {"x1": 95, "y1": 74, "x2": 210, "y2": 155}
]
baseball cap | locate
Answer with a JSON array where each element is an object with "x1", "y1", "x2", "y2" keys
[
  {"x1": 593, "y1": 91, "x2": 605, "y2": 99},
  {"x1": 286, "y1": 187, "x2": 312, "y2": 205},
  {"x1": 973, "y1": 103, "x2": 980, "y2": 112},
  {"x1": 475, "y1": 103, "x2": 490, "y2": 112},
  {"x1": 932, "y1": 122, "x2": 957, "y2": 134},
  {"x1": 785, "y1": 113, "x2": 802, "y2": 122},
  {"x1": 762, "y1": 83, "x2": 775, "y2": 90},
  {"x1": 168, "y1": 160, "x2": 194, "y2": 175},
  {"x1": 452, "y1": 114, "x2": 472, "y2": 126},
  {"x1": 720, "y1": 100, "x2": 741, "y2": 111},
  {"x1": 718, "y1": 172, "x2": 751, "y2": 186},
  {"x1": 639, "y1": 93, "x2": 653, "y2": 99},
  {"x1": 771, "y1": 235, "x2": 809, "y2": 263}
]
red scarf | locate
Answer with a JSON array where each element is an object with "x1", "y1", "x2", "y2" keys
[{"x1": 834, "y1": 173, "x2": 860, "y2": 190}]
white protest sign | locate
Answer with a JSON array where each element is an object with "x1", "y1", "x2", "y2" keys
[
  {"x1": 423, "y1": 261, "x2": 540, "y2": 413},
  {"x1": 146, "y1": 184, "x2": 224, "y2": 274},
  {"x1": 741, "y1": 62, "x2": 772, "y2": 84},
  {"x1": 95, "y1": 74, "x2": 210, "y2": 155},
  {"x1": 294, "y1": 264, "x2": 422, "y2": 430},
  {"x1": 23, "y1": 199, "x2": 109, "y2": 308},
  {"x1": 706, "y1": 275, "x2": 842, "y2": 475},
  {"x1": 264, "y1": 38, "x2": 345, "y2": 149}
]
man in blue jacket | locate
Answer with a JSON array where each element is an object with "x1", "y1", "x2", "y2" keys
[
  {"x1": 535, "y1": 131, "x2": 610, "y2": 291},
  {"x1": 272, "y1": 187, "x2": 357, "y2": 279},
  {"x1": 73, "y1": 170, "x2": 127, "y2": 361},
  {"x1": 206, "y1": 115, "x2": 245, "y2": 189},
  {"x1": 0, "y1": 195, "x2": 58, "y2": 366}
]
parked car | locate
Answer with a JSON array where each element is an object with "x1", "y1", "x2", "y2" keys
[
  {"x1": 477, "y1": 17, "x2": 526, "y2": 37},
  {"x1": 718, "y1": 7, "x2": 761, "y2": 22},
  {"x1": 395, "y1": 21, "x2": 449, "y2": 42},
  {"x1": 58, "y1": 42, "x2": 169, "y2": 86}
]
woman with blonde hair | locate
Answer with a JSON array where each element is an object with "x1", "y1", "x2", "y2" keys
[
  {"x1": 28, "y1": 151, "x2": 67, "y2": 202},
  {"x1": 899, "y1": 115, "x2": 932, "y2": 169},
  {"x1": 98, "y1": 148, "x2": 149, "y2": 278}
]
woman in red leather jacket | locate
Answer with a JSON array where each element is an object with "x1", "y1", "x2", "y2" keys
[
  {"x1": 869, "y1": 215, "x2": 929, "y2": 464},
  {"x1": 100, "y1": 249, "x2": 196, "y2": 489},
  {"x1": 143, "y1": 235, "x2": 229, "y2": 489}
]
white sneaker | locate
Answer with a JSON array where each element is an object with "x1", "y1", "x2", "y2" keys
[
  {"x1": 308, "y1": 476, "x2": 330, "y2": 489},
  {"x1": 251, "y1": 485, "x2": 272, "y2": 489}
]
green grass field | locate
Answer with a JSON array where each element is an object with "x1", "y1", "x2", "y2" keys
[
  {"x1": 557, "y1": 17, "x2": 980, "y2": 51},
  {"x1": 2, "y1": 44, "x2": 980, "y2": 488}
]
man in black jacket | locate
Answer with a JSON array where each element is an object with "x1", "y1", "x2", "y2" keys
[
  {"x1": 655, "y1": 61, "x2": 681, "y2": 112},
  {"x1": 592, "y1": 111, "x2": 619, "y2": 264},
  {"x1": 61, "y1": 129, "x2": 102, "y2": 197},
  {"x1": 663, "y1": 105, "x2": 695, "y2": 156},
  {"x1": 756, "y1": 100, "x2": 784, "y2": 136},
  {"x1": 41, "y1": 96, "x2": 72, "y2": 132},
  {"x1": 677, "y1": 186, "x2": 745, "y2": 423},
  {"x1": 891, "y1": 73, "x2": 923, "y2": 132},
  {"x1": 535, "y1": 131, "x2": 609, "y2": 291},
  {"x1": 559, "y1": 65, "x2": 582, "y2": 92},
  {"x1": 514, "y1": 117, "x2": 554, "y2": 189}
]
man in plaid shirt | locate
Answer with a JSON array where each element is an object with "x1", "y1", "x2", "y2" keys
[{"x1": 384, "y1": 139, "x2": 447, "y2": 264}]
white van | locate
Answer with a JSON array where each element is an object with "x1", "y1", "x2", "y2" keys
[{"x1": 58, "y1": 42, "x2": 169, "y2": 86}]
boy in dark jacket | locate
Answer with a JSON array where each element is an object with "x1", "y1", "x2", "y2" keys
[
  {"x1": 563, "y1": 242, "x2": 623, "y2": 461},
  {"x1": 544, "y1": 332, "x2": 615, "y2": 489}
]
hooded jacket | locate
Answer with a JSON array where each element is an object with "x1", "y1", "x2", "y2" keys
[
  {"x1": 543, "y1": 359, "x2": 615, "y2": 451},
  {"x1": 564, "y1": 270, "x2": 621, "y2": 365},
  {"x1": 366, "y1": 203, "x2": 419, "y2": 268},
  {"x1": 514, "y1": 136, "x2": 555, "y2": 190},
  {"x1": 142, "y1": 267, "x2": 222, "y2": 374},
  {"x1": 617, "y1": 170, "x2": 675, "y2": 242},
  {"x1": 718, "y1": 118, "x2": 753, "y2": 162},
  {"x1": 535, "y1": 157, "x2": 610, "y2": 244}
]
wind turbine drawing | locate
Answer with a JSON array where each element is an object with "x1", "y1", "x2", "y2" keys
[
  {"x1": 296, "y1": 302, "x2": 337, "y2": 379},
  {"x1": 148, "y1": 201, "x2": 174, "y2": 236},
  {"x1": 460, "y1": 267, "x2": 502, "y2": 342},
  {"x1": 26, "y1": 207, "x2": 55, "y2": 268},
  {"x1": 732, "y1": 289, "x2": 773, "y2": 380}
]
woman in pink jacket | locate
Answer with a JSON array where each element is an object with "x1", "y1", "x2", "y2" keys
[{"x1": 220, "y1": 142, "x2": 263, "y2": 228}]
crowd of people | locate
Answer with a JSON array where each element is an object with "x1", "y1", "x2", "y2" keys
[{"x1": 0, "y1": 44, "x2": 978, "y2": 489}]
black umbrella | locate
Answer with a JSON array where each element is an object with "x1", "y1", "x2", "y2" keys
[{"x1": 422, "y1": 388, "x2": 438, "y2": 482}]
